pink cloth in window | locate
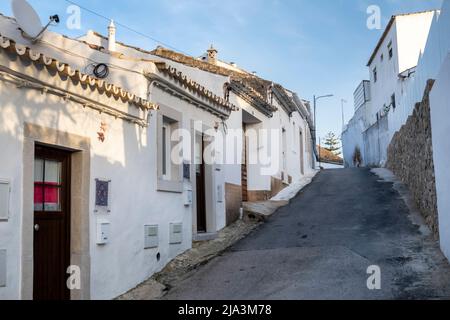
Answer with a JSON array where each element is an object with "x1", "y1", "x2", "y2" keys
[{"x1": 34, "y1": 182, "x2": 59, "y2": 205}]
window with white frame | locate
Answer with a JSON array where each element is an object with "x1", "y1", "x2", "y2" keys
[{"x1": 157, "y1": 105, "x2": 183, "y2": 193}]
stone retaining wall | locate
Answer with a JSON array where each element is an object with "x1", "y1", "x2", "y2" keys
[{"x1": 386, "y1": 79, "x2": 439, "y2": 239}]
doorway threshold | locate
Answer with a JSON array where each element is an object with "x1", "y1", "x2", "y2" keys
[{"x1": 193, "y1": 232, "x2": 218, "y2": 242}]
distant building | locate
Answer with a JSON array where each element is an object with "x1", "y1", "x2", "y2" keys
[
  {"x1": 342, "y1": 10, "x2": 436, "y2": 167},
  {"x1": 317, "y1": 146, "x2": 344, "y2": 169}
]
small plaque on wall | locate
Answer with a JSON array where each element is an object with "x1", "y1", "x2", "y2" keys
[
  {"x1": 183, "y1": 163, "x2": 191, "y2": 180},
  {"x1": 95, "y1": 179, "x2": 111, "y2": 214}
]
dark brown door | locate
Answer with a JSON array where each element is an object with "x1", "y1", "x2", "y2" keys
[
  {"x1": 242, "y1": 124, "x2": 248, "y2": 202},
  {"x1": 33, "y1": 145, "x2": 71, "y2": 300},
  {"x1": 299, "y1": 130, "x2": 305, "y2": 175},
  {"x1": 196, "y1": 135, "x2": 207, "y2": 233}
]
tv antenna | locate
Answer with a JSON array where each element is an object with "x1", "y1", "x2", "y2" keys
[{"x1": 11, "y1": 0, "x2": 60, "y2": 42}]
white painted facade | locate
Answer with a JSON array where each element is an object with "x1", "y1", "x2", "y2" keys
[
  {"x1": 343, "y1": 10, "x2": 437, "y2": 167},
  {"x1": 430, "y1": 53, "x2": 450, "y2": 262},
  {"x1": 0, "y1": 14, "x2": 234, "y2": 300},
  {"x1": 0, "y1": 11, "x2": 315, "y2": 300}
]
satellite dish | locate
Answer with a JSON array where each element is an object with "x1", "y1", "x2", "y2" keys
[{"x1": 11, "y1": 0, "x2": 59, "y2": 42}]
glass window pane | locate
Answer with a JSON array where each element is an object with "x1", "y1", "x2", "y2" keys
[
  {"x1": 34, "y1": 183, "x2": 43, "y2": 211},
  {"x1": 44, "y1": 186, "x2": 61, "y2": 212},
  {"x1": 44, "y1": 160, "x2": 61, "y2": 185},
  {"x1": 34, "y1": 159, "x2": 44, "y2": 183}
]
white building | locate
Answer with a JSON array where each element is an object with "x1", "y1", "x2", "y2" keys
[
  {"x1": 0, "y1": 12, "x2": 239, "y2": 300},
  {"x1": 342, "y1": 10, "x2": 436, "y2": 167},
  {"x1": 0, "y1": 9, "x2": 315, "y2": 300},
  {"x1": 343, "y1": 0, "x2": 450, "y2": 264}
]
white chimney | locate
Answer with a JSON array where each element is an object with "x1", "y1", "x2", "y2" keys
[
  {"x1": 207, "y1": 45, "x2": 218, "y2": 64},
  {"x1": 108, "y1": 20, "x2": 116, "y2": 52}
]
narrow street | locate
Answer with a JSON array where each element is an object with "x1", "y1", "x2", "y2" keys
[{"x1": 164, "y1": 169, "x2": 450, "y2": 300}]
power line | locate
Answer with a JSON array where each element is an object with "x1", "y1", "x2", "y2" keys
[{"x1": 62, "y1": 0, "x2": 189, "y2": 54}]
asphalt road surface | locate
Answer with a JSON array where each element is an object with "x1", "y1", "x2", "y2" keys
[{"x1": 164, "y1": 169, "x2": 450, "y2": 300}]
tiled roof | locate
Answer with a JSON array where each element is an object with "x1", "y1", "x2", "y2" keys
[
  {"x1": 272, "y1": 84, "x2": 298, "y2": 115},
  {"x1": 229, "y1": 80, "x2": 276, "y2": 118},
  {"x1": 153, "y1": 62, "x2": 237, "y2": 118},
  {"x1": 318, "y1": 146, "x2": 343, "y2": 164},
  {"x1": 0, "y1": 34, "x2": 158, "y2": 112},
  {"x1": 112, "y1": 43, "x2": 307, "y2": 120},
  {"x1": 151, "y1": 46, "x2": 234, "y2": 77},
  {"x1": 80, "y1": 32, "x2": 238, "y2": 117},
  {"x1": 151, "y1": 46, "x2": 277, "y2": 117}
]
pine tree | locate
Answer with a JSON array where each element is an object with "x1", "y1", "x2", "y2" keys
[{"x1": 324, "y1": 132, "x2": 342, "y2": 156}]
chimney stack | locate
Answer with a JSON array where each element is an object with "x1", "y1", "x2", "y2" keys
[
  {"x1": 108, "y1": 20, "x2": 116, "y2": 52},
  {"x1": 207, "y1": 44, "x2": 218, "y2": 65}
]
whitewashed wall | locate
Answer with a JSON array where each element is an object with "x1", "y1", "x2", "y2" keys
[
  {"x1": 0, "y1": 15, "x2": 228, "y2": 300},
  {"x1": 430, "y1": 54, "x2": 450, "y2": 261},
  {"x1": 389, "y1": 3, "x2": 450, "y2": 139},
  {"x1": 343, "y1": 8, "x2": 441, "y2": 168},
  {"x1": 368, "y1": 22, "x2": 400, "y2": 128},
  {"x1": 342, "y1": 105, "x2": 368, "y2": 167},
  {"x1": 0, "y1": 13, "x2": 316, "y2": 300},
  {"x1": 0, "y1": 81, "x2": 197, "y2": 300}
]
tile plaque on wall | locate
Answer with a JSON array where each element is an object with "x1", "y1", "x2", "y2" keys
[
  {"x1": 183, "y1": 163, "x2": 191, "y2": 180},
  {"x1": 94, "y1": 179, "x2": 111, "y2": 214}
]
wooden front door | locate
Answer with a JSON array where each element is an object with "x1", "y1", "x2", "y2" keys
[
  {"x1": 33, "y1": 145, "x2": 71, "y2": 300},
  {"x1": 196, "y1": 135, "x2": 207, "y2": 233}
]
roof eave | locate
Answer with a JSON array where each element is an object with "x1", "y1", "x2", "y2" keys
[{"x1": 367, "y1": 16, "x2": 396, "y2": 67}]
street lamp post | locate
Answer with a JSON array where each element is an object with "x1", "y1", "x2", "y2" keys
[
  {"x1": 313, "y1": 94, "x2": 333, "y2": 169},
  {"x1": 341, "y1": 99, "x2": 347, "y2": 131}
]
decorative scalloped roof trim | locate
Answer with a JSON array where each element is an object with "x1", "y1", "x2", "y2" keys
[
  {"x1": 272, "y1": 84, "x2": 298, "y2": 114},
  {"x1": 150, "y1": 47, "x2": 273, "y2": 101},
  {"x1": 0, "y1": 34, "x2": 159, "y2": 111},
  {"x1": 154, "y1": 62, "x2": 237, "y2": 112},
  {"x1": 230, "y1": 78, "x2": 265, "y2": 101},
  {"x1": 229, "y1": 80, "x2": 275, "y2": 118}
]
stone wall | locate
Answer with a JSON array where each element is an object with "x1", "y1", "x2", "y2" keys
[{"x1": 386, "y1": 79, "x2": 439, "y2": 238}]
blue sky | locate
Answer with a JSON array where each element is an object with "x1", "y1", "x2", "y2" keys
[{"x1": 0, "y1": 0, "x2": 443, "y2": 141}]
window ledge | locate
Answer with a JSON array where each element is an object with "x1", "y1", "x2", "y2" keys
[{"x1": 157, "y1": 179, "x2": 183, "y2": 193}]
